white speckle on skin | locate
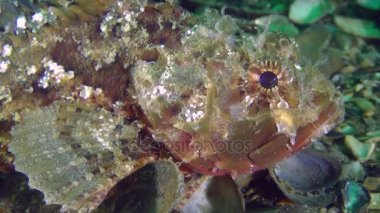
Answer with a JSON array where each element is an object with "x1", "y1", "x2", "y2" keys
[
  {"x1": 79, "y1": 85, "x2": 94, "y2": 100},
  {"x1": 58, "y1": 147, "x2": 65, "y2": 153},
  {"x1": 2, "y1": 44, "x2": 13, "y2": 57},
  {"x1": 104, "y1": 51, "x2": 116, "y2": 64},
  {"x1": 32, "y1": 13, "x2": 44, "y2": 23},
  {"x1": 0, "y1": 60, "x2": 10, "y2": 73},
  {"x1": 123, "y1": 164, "x2": 134, "y2": 174},
  {"x1": 295, "y1": 64, "x2": 302, "y2": 70},
  {"x1": 26, "y1": 65, "x2": 37, "y2": 75},
  {"x1": 17, "y1": 16, "x2": 27, "y2": 29},
  {"x1": 25, "y1": 86, "x2": 34, "y2": 93},
  {"x1": 38, "y1": 59, "x2": 75, "y2": 88},
  {"x1": 99, "y1": 167, "x2": 105, "y2": 173},
  {"x1": 152, "y1": 85, "x2": 167, "y2": 96},
  {"x1": 38, "y1": 75, "x2": 49, "y2": 88},
  {"x1": 85, "y1": 173, "x2": 94, "y2": 181},
  {"x1": 94, "y1": 88, "x2": 103, "y2": 95}
]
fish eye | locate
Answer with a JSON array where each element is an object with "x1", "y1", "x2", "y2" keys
[{"x1": 259, "y1": 71, "x2": 278, "y2": 89}]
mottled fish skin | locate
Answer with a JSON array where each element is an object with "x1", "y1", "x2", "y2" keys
[
  {"x1": 5, "y1": 0, "x2": 344, "y2": 211},
  {"x1": 10, "y1": 101, "x2": 149, "y2": 212},
  {"x1": 133, "y1": 7, "x2": 344, "y2": 175}
]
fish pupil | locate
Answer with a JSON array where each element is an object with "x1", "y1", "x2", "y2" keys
[{"x1": 259, "y1": 71, "x2": 278, "y2": 89}]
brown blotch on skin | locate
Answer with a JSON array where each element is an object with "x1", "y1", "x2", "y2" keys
[
  {"x1": 162, "y1": 102, "x2": 182, "y2": 119},
  {"x1": 49, "y1": 29, "x2": 132, "y2": 108},
  {"x1": 139, "y1": 48, "x2": 159, "y2": 62},
  {"x1": 0, "y1": 82, "x2": 58, "y2": 120},
  {"x1": 180, "y1": 90, "x2": 193, "y2": 100},
  {"x1": 137, "y1": 4, "x2": 184, "y2": 49},
  {"x1": 88, "y1": 20, "x2": 103, "y2": 41},
  {"x1": 0, "y1": 119, "x2": 15, "y2": 173},
  {"x1": 0, "y1": 147, "x2": 15, "y2": 173},
  {"x1": 136, "y1": 6, "x2": 162, "y2": 33},
  {"x1": 121, "y1": 100, "x2": 151, "y2": 127},
  {"x1": 50, "y1": 34, "x2": 131, "y2": 105},
  {"x1": 150, "y1": 27, "x2": 182, "y2": 49},
  {"x1": 50, "y1": 39, "x2": 92, "y2": 75},
  {"x1": 157, "y1": 3, "x2": 183, "y2": 20},
  {"x1": 81, "y1": 62, "x2": 130, "y2": 104},
  {"x1": 31, "y1": 81, "x2": 60, "y2": 106},
  {"x1": 0, "y1": 120, "x2": 14, "y2": 135}
]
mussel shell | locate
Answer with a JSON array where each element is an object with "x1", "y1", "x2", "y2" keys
[{"x1": 273, "y1": 149, "x2": 341, "y2": 192}]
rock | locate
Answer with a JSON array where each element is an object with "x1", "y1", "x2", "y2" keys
[
  {"x1": 353, "y1": 98, "x2": 376, "y2": 117},
  {"x1": 340, "y1": 161, "x2": 366, "y2": 182},
  {"x1": 356, "y1": 0, "x2": 380, "y2": 10},
  {"x1": 295, "y1": 26, "x2": 331, "y2": 64},
  {"x1": 364, "y1": 177, "x2": 380, "y2": 191},
  {"x1": 334, "y1": 16, "x2": 380, "y2": 39},
  {"x1": 367, "y1": 193, "x2": 380, "y2": 210},
  {"x1": 289, "y1": 0, "x2": 334, "y2": 24},
  {"x1": 182, "y1": 176, "x2": 244, "y2": 213},
  {"x1": 337, "y1": 125, "x2": 356, "y2": 136},
  {"x1": 254, "y1": 15, "x2": 299, "y2": 37},
  {"x1": 344, "y1": 181, "x2": 371, "y2": 213},
  {"x1": 345, "y1": 135, "x2": 376, "y2": 162},
  {"x1": 95, "y1": 161, "x2": 183, "y2": 213}
]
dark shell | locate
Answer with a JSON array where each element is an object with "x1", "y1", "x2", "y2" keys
[
  {"x1": 270, "y1": 149, "x2": 342, "y2": 206},
  {"x1": 273, "y1": 149, "x2": 341, "y2": 191},
  {"x1": 96, "y1": 161, "x2": 182, "y2": 213}
]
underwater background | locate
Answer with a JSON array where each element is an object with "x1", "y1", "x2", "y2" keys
[{"x1": 0, "y1": 0, "x2": 380, "y2": 212}]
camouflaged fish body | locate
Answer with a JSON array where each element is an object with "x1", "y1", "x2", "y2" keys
[
  {"x1": 10, "y1": 101, "x2": 144, "y2": 211},
  {"x1": 5, "y1": 0, "x2": 344, "y2": 211}
]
